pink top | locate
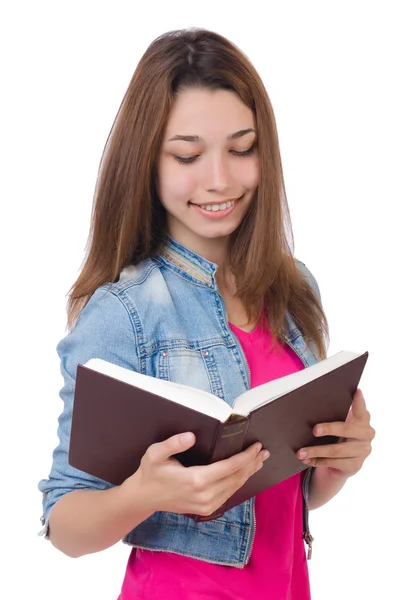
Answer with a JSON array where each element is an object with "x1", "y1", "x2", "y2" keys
[{"x1": 119, "y1": 322, "x2": 310, "y2": 599}]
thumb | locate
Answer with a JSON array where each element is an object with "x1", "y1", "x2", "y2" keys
[
  {"x1": 150, "y1": 432, "x2": 196, "y2": 462},
  {"x1": 348, "y1": 389, "x2": 368, "y2": 421}
]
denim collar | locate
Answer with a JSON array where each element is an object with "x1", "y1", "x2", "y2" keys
[
  {"x1": 156, "y1": 237, "x2": 319, "y2": 362},
  {"x1": 157, "y1": 237, "x2": 219, "y2": 289}
]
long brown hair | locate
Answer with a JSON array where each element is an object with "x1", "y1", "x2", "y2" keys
[{"x1": 67, "y1": 28, "x2": 328, "y2": 358}]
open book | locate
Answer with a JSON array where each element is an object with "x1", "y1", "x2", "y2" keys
[{"x1": 69, "y1": 350, "x2": 368, "y2": 521}]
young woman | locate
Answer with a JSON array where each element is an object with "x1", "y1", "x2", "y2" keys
[{"x1": 38, "y1": 28, "x2": 375, "y2": 599}]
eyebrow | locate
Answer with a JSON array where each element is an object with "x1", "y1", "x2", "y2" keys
[{"x1": 167, "y1": 128, "x2": 256, "y2": 142}]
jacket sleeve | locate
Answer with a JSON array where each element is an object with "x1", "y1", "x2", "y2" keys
[
  {"x1": 294, "y1": 259, "x2": 322, "y2": 303},
  {"x1": 294, "y1": 258, "x2": 329, "y2": 357},
  {"x1": 38, "y1": 286, "x2": 140, "y2": 538}
]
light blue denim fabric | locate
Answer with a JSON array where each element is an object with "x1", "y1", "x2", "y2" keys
[{"x1": 38, "y1": 237, "x2": 321, "y2": 567}]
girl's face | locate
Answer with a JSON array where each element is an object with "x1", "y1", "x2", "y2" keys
[{"x1": 157, "y1": 88, "x2": 259, "y2": 257}]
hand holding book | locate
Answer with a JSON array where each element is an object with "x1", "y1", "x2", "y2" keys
[
  {"x1": 128, "y1": 431, "x2": 270, "y2": 518},
  {"x1": 296, "y1": 388, "x2": 375, "y2": 476}
]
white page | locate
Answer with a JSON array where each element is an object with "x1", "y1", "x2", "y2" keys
[
  {"x1": 232, "y1": 350, "x2": 361, "y2": 417},
  {"x1": 84, "y1": 358, "x2": 233, "y2": 422}
]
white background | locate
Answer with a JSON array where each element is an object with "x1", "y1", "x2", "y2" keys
[{"x1": 1, "y1": 1, "x2": 395, "y2": 598}]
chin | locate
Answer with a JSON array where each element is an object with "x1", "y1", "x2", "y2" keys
[
  {"x1": 198, "y1": 224, "x2": 240, "y2": 239},
  {"x1": 205, "y1": 232, "x2": 234, "y2": 241}
]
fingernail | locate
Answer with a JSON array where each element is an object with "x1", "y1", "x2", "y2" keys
[
  {"x1": 299, "y1": 449, "x2": 307, "y2": 458},
  {"x1": 255, "y1": 443, "x2": 262, "y2": 453},
  {"x1": 181, "y1": 432, "x2": 194, "y2": 444},
  {"x1": 315, "y1": 426, "x2": 324, "y2": 436},
  {"x1": 261, "y1": 450, "x2": 270, "y2": 460}
]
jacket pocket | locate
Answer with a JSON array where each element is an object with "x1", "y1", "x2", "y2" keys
[{"x1": 158, "y1": 346, "x2": 224, "y2": 398}]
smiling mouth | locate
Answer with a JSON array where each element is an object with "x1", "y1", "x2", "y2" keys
[{"x1": 190, "y1": 197, "x2": 241, "y2": 212}]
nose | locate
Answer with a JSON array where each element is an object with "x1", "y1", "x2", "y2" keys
[{"x1": 203, "y1": 153, "x2": 232, "y2": 193}]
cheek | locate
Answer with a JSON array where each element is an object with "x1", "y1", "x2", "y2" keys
[
  {"x1": 233, "y1": 159, "x2": 260, "y2": 190},
  {"x1": 158, "y1": 162, "x2": 197, "y2": 201},
  {"x1": 246, "y1": 159, "x2": 260, "y2": 189}
]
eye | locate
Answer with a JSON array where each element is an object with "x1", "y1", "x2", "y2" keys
[
  {"x1": 231, "y1": 145, "x2": 256, "y2": 157},
  {"x1": 173, "y1": 155, "x2": 199, "y2": 165},
  {"x1": 173, "y1": 145, "x2": 256, "y2": 165}
]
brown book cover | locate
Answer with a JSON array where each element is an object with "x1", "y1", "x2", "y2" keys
[{"x1": 68, "y1": 351, "x2": 368, "y2": 522}]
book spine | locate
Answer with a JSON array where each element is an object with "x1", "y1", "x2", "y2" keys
[{"x1": 193, "y1": 418, "x2": 250, "y2": 523}]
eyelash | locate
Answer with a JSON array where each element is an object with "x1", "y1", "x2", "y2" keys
[{"x1": 173, "y1": 146, "x2": 256, "y2": 165}]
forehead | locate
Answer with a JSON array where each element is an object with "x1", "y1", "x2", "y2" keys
[{"x1": 164, "y1": 88, "x2": 255, "y2": 138}]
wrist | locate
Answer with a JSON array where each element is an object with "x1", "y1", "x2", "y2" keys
[
  {"x1": 324, "y1": 466, "x2": 350, "y2": 481},
  {"x1": 117, "y1": 471, "x2": 156, "y2": 527},
  {"x1": 309, "y1": 466, "x2": 349, "y2": 510}
]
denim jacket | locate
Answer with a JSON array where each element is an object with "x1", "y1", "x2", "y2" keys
[{"x1": 38, "y1": 238, "x2": 321, "y2": 567}]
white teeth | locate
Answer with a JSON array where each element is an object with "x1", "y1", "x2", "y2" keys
[{"x1": 201, "y1": 200, "x2": 235, "y2": 212}]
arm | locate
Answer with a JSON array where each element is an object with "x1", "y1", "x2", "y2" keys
[
  {"x1": 294, "y1": 262, "x2": 374, "y2": 507},
  {"x1": 308, "y1": 466, "x2": 348, "y2": 510},
  {"x1": 47, "y1": 434, "x2": 268, "y2": 558},
  {"x1": 47, "y1": 477, "x2": 153, "y2": 558},
  {"x1": 38, "y1": 287, "x2": 143, "y2": 552},
  {"x1": 39, "y1": 288, "x2": 269, "y2": 558}
]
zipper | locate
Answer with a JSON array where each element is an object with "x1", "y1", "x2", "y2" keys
[
  {"x1": 302, "y1": 468, "x2": 314, "y2": 559},
  {"x1": 284, "y1": 336, "x2": 314, "y2": 560},
  {"x1": 303, "y1": 531, "x2": 314, "y2": 560},
  {"x1": 247, "y1": 497, "x2": 257, "y2": 560}
]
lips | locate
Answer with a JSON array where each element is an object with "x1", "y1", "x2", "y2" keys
[
  {"x1": 199, "y1": 199, "x2": 236, "y2": 212},
  {"x1": 189, "y1": 196, "x2": 241, "y2": 219},
  {"x1": 190, "y1": 196, "x2": 242, "y2": 211}
]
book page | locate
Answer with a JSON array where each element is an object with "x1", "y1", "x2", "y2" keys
[
  {"x1": 84, "y1": 358, "x2": 233, "y2": 422},
  {"x1": 232, "y1": 351, "x2": 361, "y2": 417}
]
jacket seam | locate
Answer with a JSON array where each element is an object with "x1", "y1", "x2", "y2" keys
[
  {"x1": 109, "y1": 262, "x2": 159, "y2": 293},
  {"x1": 106, "y1": 287, "x2": 145, "y2": 369}
]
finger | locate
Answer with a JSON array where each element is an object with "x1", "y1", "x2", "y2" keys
[
  {"x1": 299, "y1": 456, "x2": 360, "y2": 471},
  {"x1": 199, "y1": 443, "x2": 268, "y2": 483},
  {"x1": 313, "y1": 421, "x2": 345, "y2": 438},
  {"x1": 147, "y1": 432, "x2": 196, "y2": 463},
  {"x1": 185, "y1": 446, "x2": 269, "y2": 517},
  {"x1": 313, "y1": 421, "x2": 373, "y2": 440},
  {"x1": 297, "y1": 441, "x2": 368, "y2": 461},
  {"x1": 209, "y1": 449, "x2": 268, "y2": 505},
  {"x1": 350, "y1": 389, "x2": 370, "y2": 421}
]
